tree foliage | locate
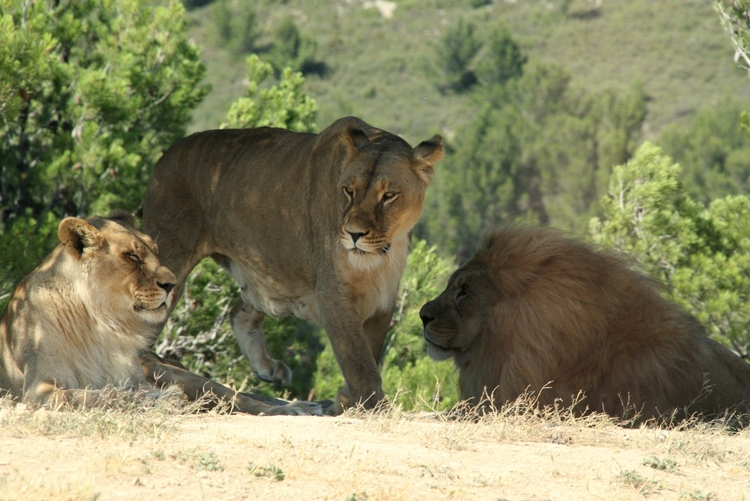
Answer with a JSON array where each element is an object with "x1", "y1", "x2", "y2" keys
[
  {"x1": 222, "y1": 55, "x2": 318, "y2": 132},
  {"x1": 421, "y1": 60, "x2": 646, "y2": 258},
  {"x1": 209, "y1": 0, "x2": 259, "y2": 54},
  {"x1": 0, "y1": 0, "x2": 206, "y2": 307},
  {"x1": 266, "y1": 16, "x2": 320, "y2": 77},
  {"x1": 590, "y1": 142, "x2": 750, "y2": 358},
  {"x1": 433, "y1": 19, "x2": 483, "y2": 92},
  {"x1": 659, "y1": 100, "x2": 750, "y2": 203},
  {"x1": 475, "y1": 23, "x2": 527, "y2": 87}
]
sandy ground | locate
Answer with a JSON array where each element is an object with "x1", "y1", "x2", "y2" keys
[{"x1": 2, "y1": 407, "x2": 750, "y2": 501}]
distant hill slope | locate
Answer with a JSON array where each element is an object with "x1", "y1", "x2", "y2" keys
[{"x1": 186, "y1": 0, "x2": 750, "y2": 145}]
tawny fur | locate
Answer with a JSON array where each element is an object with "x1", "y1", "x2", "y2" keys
[
  {"x1": 421, "y1": 225, "x2": 750, "y2": 424},
  {"x1": 142, "y1": 116, "x2": 443, "y2": 413},
  {"x1": 0, "y1": 213, "x2": 321, "y2": 415},
  {"x1": 0, "y1": 213, "x2": 175, "y2": 407}
]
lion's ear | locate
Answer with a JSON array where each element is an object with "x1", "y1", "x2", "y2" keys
[
  {"x1": 413, "y1": 134, "x2": 444, "y2": 185},
  {"x1": 106, "y1": 209, "x2": 137, "y2": 229},
  {"x1": 58, "y1": 217, "x2": 103, "y2": 258},
  {"x1": 344, "y1": 124, "x2": 371, "y2": 152}
]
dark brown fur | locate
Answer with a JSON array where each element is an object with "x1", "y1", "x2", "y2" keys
[{"x1": 421, "y1": 225, "x2": 750, "y2": 425}]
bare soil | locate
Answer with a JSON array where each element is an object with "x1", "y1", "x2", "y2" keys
[{"x1": 2, "y1": 404, "x2": 750, "y2": 501}]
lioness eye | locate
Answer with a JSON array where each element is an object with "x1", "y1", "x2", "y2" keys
[
  {"x1": 381, "y1": 191, "x2": 398, "y2": 203},
  {"x1": 343, "y1": 187, "x2": 354, "y2": 200},
  {"x1": 126, "y1": 252, "x2": 142, "y2": 264},
  {"x1": 456, "y1": 284, "x2": 469, "y2": 299}
]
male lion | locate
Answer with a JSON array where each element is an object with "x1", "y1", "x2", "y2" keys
[
  {"x1": 0, "y1": 211, "x2": 319, "y2": 415},
  {"x1": 142, "y1": 117, "x2": 443, "y2": 413},
  {"x1": 420, "y1": 225, "x2": 750, "y2": 424}
]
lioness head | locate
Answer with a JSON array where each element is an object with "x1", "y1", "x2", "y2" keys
[
  {"x1": 336, "y1": 120, "x2": 443, "y2": 264},
  {"x1": 58, "y1": 211, "x2": 177, "y2": 326},
  {"x1": 419, "y1": 259, "x2": 499, "y2": 362}
]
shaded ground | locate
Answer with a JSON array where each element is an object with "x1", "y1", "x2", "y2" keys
[{"x1": 2, "y1": 404, "x2": 750, "y2": 500}]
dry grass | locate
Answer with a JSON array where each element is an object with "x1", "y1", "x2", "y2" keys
[
  {"x1": 0, "y1": 385, "x2": 215, "y2": 441},
  {"x1": 1, "y1": 389, "x2": 749, "y2": 500}
]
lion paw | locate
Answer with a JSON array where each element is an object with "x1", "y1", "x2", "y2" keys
[{"x1": 254, "y1": 360, "x2": 292, "y2": 386}]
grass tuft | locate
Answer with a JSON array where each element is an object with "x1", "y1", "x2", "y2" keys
[{"x1": 248, "y1": 462, "x2": 286, "y2": 481}]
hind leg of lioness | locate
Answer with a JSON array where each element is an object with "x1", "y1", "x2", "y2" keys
[
  {"x1": 230, "y1": 300, "x2": 292, "y2": 386},
  {"x1": 140, "y1": 350, "x2": 319, "y2": 415}
]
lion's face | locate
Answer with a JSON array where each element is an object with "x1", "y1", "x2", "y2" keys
[
  {"x1": 339, "y1": 150, "x2": 425, "y2": 256},
  {"x1": 420, "y1": 261, "x2": 499, "y2": 361},
  {"x1": 59, "y1": 215, "x2": 177, "y2": 326},
  {"x1": 338, "y1": 135, "x2": 441, "y2": 266}
]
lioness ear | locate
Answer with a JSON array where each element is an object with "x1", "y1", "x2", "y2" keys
[
  {"x1": 344, "y1": 125, "x2": 371, "y2": 152},
  {"x1": 413, "y1": 134, "x2": 444, "y2": 185},
  {"x1": 106, "y1": 209, "x2": 137, "y2": 229},
  {"x1": 58, "y1": 217, "x2": 103, "y2": 258}
]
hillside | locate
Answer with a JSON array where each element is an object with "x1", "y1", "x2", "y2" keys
[{"x1": 185, "y1": 0, "x2": 750, "y2": 146}]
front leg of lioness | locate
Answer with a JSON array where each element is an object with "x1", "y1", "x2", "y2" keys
[
  {"x1": 321, "y1": 301, "x2": 385, "y2": 413},
  {"x1": 364, "y1": 308, "x2": 396, "y2": 366}
]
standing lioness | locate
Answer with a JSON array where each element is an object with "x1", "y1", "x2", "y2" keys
[{"x1": 143, "y1": 117, "x2": 443, "y2": 412}]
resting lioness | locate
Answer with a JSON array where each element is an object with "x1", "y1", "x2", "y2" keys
[
  {"x1": 0, "y1": 212, "x2": 320, "y2": 415},
  {"x1": 142, "y1": 116, "x2": 443, "y2": 413}
]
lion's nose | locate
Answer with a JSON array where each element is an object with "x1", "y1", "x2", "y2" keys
[
  {"x1": 419, "y1": 308, "x2": 434, "y2": 327},
  {"x1": 347, "y1": 230, "x2": 369, "y2": 243},
  {"x1": 158, "y1": 282, "x2": 175, "y2": 294}
]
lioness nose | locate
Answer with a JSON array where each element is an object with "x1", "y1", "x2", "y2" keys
[
  {"x1": 347, "y1": 230, "x2": 368, "y2": 243},
  {"x1": 158, "y1": 282, "x2": 175, "y2": 294}
]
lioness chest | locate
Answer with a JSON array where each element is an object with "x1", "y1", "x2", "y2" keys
[{"x1": 224, "y1": 240, "x2": 407, "y2": 323}]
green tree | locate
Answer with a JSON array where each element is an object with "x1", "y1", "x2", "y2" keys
[
  {"x1": 658, "y1": 100, "x2": 750, "y2": 203},
  {"x1": 0, "y1": 0, "x2": 206, "y2": 221},
  {"x1": 590, "y1": 142, "x2": 750, "y2": 357},
  {"x1": 433, "y1": 19, "x2": 483, "y2": 93},
  {"x1": 223, "y1": 55, "x2": 317, "y2": 132},
  {"x1": 476, "y1": 23, "x2": 527, "y2": 87},
  {"x1": 209, "y1": 0, "x2": 260, "y2": 54},
  {"x1": 0, "y1": 0, "x2": 206, "y2": 307},
  {"x1": 266, "y1": 16, "x2": 318, "y2": 77},
  {"x1": 715, "y1": 0, "x2": 750, "y2": 74},
  {"x1": 420, "y1": 61, "x2": 646, "y2": 258}
]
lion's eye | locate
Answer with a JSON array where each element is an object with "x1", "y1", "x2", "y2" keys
[
  {"x1": 343, "y1": 187, "x2": 354, "y2": 200},
  {"x1": 126, "y1": 252, "x2": 142, "y2": 264},
  {"x1": 456, "y1": 284, "x2": 469, "y2": 300},
  {"x1": 381, "y1": 191, "x2": 398, "y2": 204}
]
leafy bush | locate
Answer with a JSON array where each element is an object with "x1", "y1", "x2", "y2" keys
[
  {"x1": 0, "y1": 0, "x2": 206, "y2": 308},
  {"x1": 658, "y1": 100, "x2": 750, "y2": 203},
  {"x1": 154, "y1": 258, "x2": 325, "y2": 399},
  {"x1": 590, "y1": 142, "x2": 750, "y2": 358},
  {"x1": 222, "y1": 55, "x2": 318, "y2": 132}
]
